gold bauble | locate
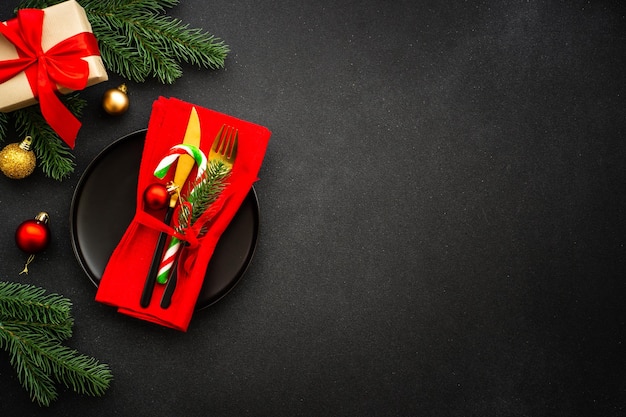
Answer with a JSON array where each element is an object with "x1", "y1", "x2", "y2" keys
[
  {"x1": 102, "y1": 83, "x2": 130, "y2": 115},
  {"x1": 0, "y1": 136, "x2": 36, "y2": 179}
]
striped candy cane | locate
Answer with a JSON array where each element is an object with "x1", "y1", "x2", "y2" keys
[
  {"x1": 157, "y1": 236, "x2": 182, "y2": 284},
  {"x1": 153, "y1": 144, "x2": 208, "y2": 284},
  {"x1": 154, "y1": 144, "x2": 207, "y2": 181}
]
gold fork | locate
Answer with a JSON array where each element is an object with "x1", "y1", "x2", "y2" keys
[
  {"x1": 160, "y1": 124, "x2": 238, "y2": 309},
  {"x1": 210, "y1": 124, "x2": 238, "y2": 169}
]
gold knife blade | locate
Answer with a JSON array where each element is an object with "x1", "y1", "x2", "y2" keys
[{"x1": 169, "y1": 106, "x2": 201, "y2": 207}]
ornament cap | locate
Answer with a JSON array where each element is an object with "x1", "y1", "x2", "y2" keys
[
  {"x1": 19, "y1": 136, "x2": 33, "y2": 151},
  {"x1": 35, "y1": 212, "x2": 49, "y2": 224}
]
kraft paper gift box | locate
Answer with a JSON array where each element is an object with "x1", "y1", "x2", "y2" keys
[{"x1": 0, "y1": 0, "x2": 108, "y2": 113}]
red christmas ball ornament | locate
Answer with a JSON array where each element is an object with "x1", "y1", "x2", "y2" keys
[
  {"x1": 16, "y1": 212, "x2": 50, "y2": 253},
  {"x1": 15, "y1": 212, "x2": 50, "y2": 274},
  {"x1": 143, "y1": 183, "x2": 170, "y2": 210}
]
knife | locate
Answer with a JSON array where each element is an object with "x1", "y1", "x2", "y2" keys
[{"x1": 140, "y1": 107, "x2": 201, "y2": 308}]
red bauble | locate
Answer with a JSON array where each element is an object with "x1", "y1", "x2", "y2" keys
[
  {"x1": 15, "y1": 212, "x2": 50, "y2": 254},
  {"x1": 143, "y1": 183, "x2": 170, "y2": 210}
]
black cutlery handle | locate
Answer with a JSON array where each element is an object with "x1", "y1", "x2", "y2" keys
[
  {"x1": 160, "y1": 263, "x2": 178, "y2": 309},
  {"x1": 160, "y1": 242, "x2": 189, "y2": 309},
  {"x1": 140, "y1": 206, "x2": 174, "y2": 308}
]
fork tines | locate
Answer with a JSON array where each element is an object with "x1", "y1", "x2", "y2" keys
[{"x1": 213, "y1": 125, "x2": 238, "y2": 161}]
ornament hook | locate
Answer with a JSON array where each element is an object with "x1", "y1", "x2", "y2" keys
[{"x1": 20, "y1": 254, "x2": 36, "y2": 275}]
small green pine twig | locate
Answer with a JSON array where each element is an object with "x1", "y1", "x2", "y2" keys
[
  {"x1": 0, "y1": 328, "x2": 59, "y2": 406},
  {"x1": 0, "y1": 282, "x2": 113, "y2": 407},
  {"x1": 0, "y1": 281, "x2": 72, "y2": 323},
  {"x1": 0, "y1": 326, "x2": 112, "y2": 406},
  {"x1": 178, "y1": 159, "x2": 230, "y2": 231},
  {"x1": 0, "y1": 112, "x2": 8, "y2": 142},
  {"x1": 15, "y1": 0, "x2": 61, "y2": 9},
  {"x1": 78, "y1": 0, "x2": 179, "y2": 14},
  {"x1": 0, "y1": 281, "x2": 73, "y2": 340},
  {"x1": 12, "y1": 94, "x2": 86, "y2": 180},
  {"x1": 88, "y1": 10, "x2": 228, "y2": 83}
]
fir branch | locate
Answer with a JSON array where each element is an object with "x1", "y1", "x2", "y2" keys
[
  {"x1": 0, "y1": 329, "x2": 58, "y2": 406},
  {"x1": 93, "y1": 13, "x2": 183, "y2": 84},
  {"x1": 188, "y1": 159, "x2": 231, "y2": 223},
  {"x1": 0, "y1": 319, "x2": 73, "y2": 342},
  {"x1": 0, "y1": 282, "x2": 72, "y2": 327},
  {"x1": 133, "y1": 13, "x2": 228, "y2": 70},
  {"x1": 14, "y1": 0, "x2": 55, "y2": 9},
  {"x1": 0, "y1": 282, "x2": 113, "y2": 407},
  {"x1": 18, "y1": 1, "x2": 181, "y2": 20},
  {"x1": 178, "y1": 159, "x2": 230, "y2": 230},
  {"x1": 92, "y1": 13, "x2": 226, "y2": 83},
  {"x1": 13, "y1": 94, "x2": 85, "y2": 180},
  {"x1": 94, "y1": 21, "x2": 153, "y2": 83},
  {"x1": 0, "y1": 112, "x2": 8, "y2": 142},
  {"x1": 80, "y1": 0, "x2": 179, "y2": 14},
  {"x1": 0, "y1": 325, "x2": 112, "y2": 406}
]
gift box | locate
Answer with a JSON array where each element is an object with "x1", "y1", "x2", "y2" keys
[
  {"x1": 0, "y1": 0, "x2": 108, "y2": 146},
  {"x1": 0, "y1": 0, "x2": 107, "y2": 111}
]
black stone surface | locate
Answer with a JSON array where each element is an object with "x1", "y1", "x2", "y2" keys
[{"x1": 0, "y1": 1, "x2": 624, "y2": 416}]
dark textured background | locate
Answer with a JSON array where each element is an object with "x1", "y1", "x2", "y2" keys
[{"x1": 0, "y1": 1, "x2": 625, "y2": 416}]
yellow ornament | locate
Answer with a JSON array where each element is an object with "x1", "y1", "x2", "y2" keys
[
  {"x1": 102, "y1": 84, "x2": 130, "y2": 115},
  {"x1": 0, "y1": 136, "x2": 37, "y2": 179}
]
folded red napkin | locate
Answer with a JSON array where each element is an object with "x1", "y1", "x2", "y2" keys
[{"x1": 95, "y1": 97, "x2": 271, "y2": 331}]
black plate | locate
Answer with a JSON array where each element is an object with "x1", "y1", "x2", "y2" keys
[{"x1": 70, "y1": 130, "x2": 259, "y2": 310}]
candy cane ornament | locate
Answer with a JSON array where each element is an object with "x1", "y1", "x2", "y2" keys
[
  {"x1": 157, "y1": 236, "x2": 182, "y2": 284},
  {"x1": 153, "y1": 144, "x2": 208, "y2": 284},
  {"x1": 154, "y1": 144, "x2": 207, "y2": 182}
]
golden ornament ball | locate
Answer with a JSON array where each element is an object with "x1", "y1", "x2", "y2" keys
[
  {"x1": 102, "y1": 83, "x2": 130, "y2": 115},
  {"x1": 0, "y1": 136, "x2": 37, "y2": 179}
]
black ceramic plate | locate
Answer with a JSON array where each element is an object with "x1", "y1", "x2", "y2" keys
[{"x1": 70, "y1": 130, "x2": 259, "y2": 310}]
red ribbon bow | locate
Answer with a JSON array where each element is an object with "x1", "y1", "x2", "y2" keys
[{"x1": 0, "y1": 8, "x2": 101, "y2": 148}]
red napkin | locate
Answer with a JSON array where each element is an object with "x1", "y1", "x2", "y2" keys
[{"x1": 95, "y1": 97, "x2": 271, "y2": 331}]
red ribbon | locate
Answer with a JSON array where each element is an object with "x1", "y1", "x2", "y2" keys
[{"x1": 0, "y1": 8, "x2": 102, "y2": 148}]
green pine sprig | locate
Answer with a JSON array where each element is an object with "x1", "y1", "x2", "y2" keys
[
  {"x1": 0, "y1": 281, "x2": 113, "y2": 407},
  {"x1": 11, "y1": 94, "x2": 86, "y2": 181},
  {"x1": 87, "y1": 3, "x2": 228, "y2": 83},
  {"x1": 178, "y1": 159, "x2": 230, "y2": 231},
  {"x1": 0, "y1": 281, "x2": 73, "y2": 340},
  {"x1": 0, "y1": 112, "x2": 8, "y2": 139},
  {"x1": 19, "y1": 0, "x2": 179, "y2": 10}
]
